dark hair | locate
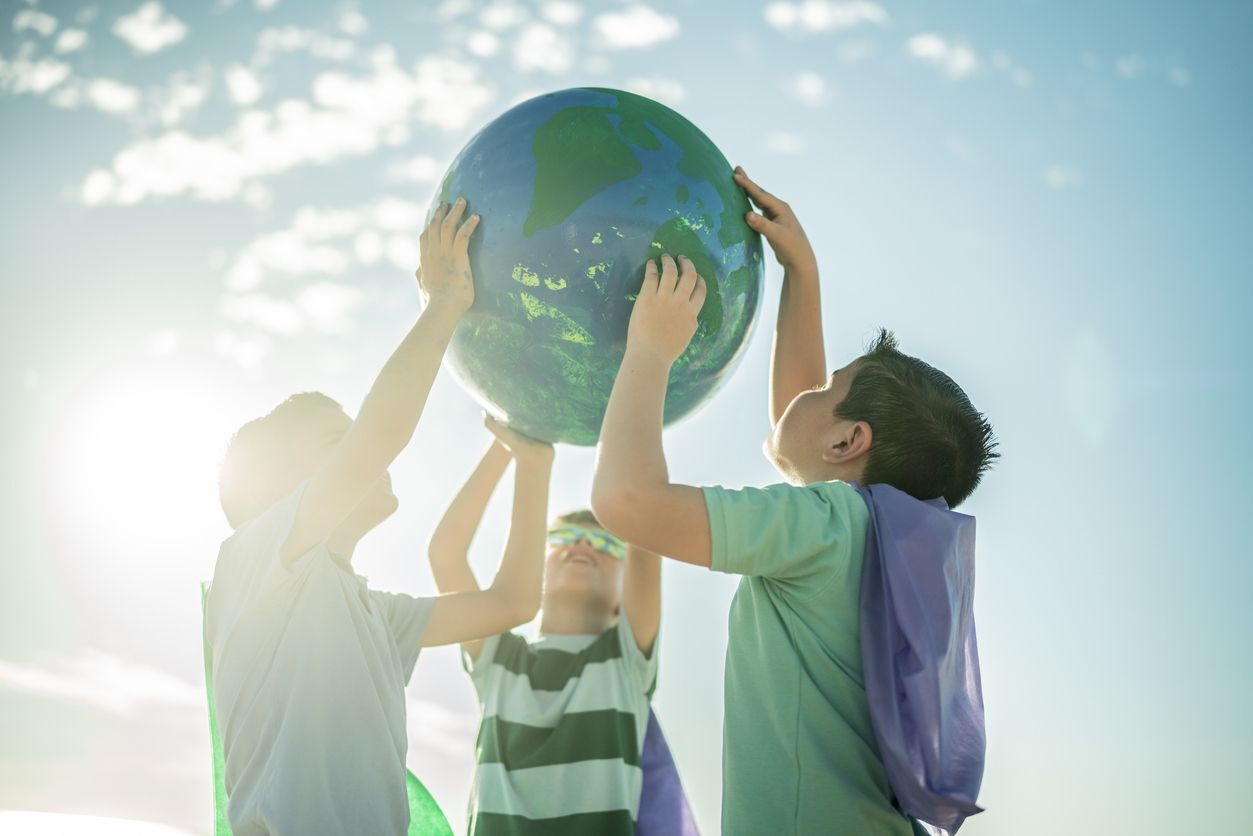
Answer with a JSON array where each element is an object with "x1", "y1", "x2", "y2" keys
[
  {"x1": 219, "y1": 392, "x2": 343, "y2": 528},
  {"x1": 551, "y1": 508, "x2": 604, "y2": 531},
  {"x1": 836, "y1": 329, "x2": 998, "y2": 507}
]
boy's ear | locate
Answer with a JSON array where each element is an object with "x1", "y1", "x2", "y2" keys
[{"x1": 821, "y1": 420, "x2": 872, "y2": 466}]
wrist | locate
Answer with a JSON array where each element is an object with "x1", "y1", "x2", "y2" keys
[
  {"x1": 781, "y1": 258, "x2": 819, "y2": 282},
  {"x1": 622, "y1": 343, "x2": 678, "y2": 374},
  {"x1": 422, "y1": 296, "x2": 470, "y2": 322},
  {"x1": 515, "y1": 449, "x2": 555, "y2": 469}
]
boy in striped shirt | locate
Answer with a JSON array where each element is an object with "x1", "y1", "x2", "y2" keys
[{"x1": 429, "y1": 434, "x2": 661, "y2": 835}]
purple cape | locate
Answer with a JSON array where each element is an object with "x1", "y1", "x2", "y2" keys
[
  {"x1": 854, "y1": 484, "x2": 986, "y2": 834},
  {"x1": 636, "y1": 708, "x2": 699, "y2": 835}
]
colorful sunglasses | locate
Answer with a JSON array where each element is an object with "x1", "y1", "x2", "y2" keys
[{"x1": 546, "y1": 524, "x2": 626, "y2": 561}]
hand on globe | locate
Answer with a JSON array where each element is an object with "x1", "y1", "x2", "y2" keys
[
  {"x1": 484, "y1": 414, "x2": 555, "y2": 466},
  {"x1": 626, "y1": 254, "x2": 708, "y2": 366},
  {"x1": 734, "y1": 166, "x2": 818, "y2": 277},
  {"x1": 417, "y1": 197, "x2": 480, "y2": 315}
]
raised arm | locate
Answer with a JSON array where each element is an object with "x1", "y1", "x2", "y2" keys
[
  {"x1": 592, "y1": 254, "x2": 712, "y2": 568},
  {"x1": 282, "y1": 200, "x2": 479, "y2": 563},
  {"x1": 419, "y1": 419, "x2": 552, "y2": 650},
  {"x1": 428, "y1": 437, "x2": 511, "y2": 595},
  {"x1": 622, "y1": 545, "x2": 661, "y2": 657},
  {"x1": 734, "y1": 167, "x2": 827, "y2": 427}
]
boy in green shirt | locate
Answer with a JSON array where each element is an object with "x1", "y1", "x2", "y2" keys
[{"x1": 592, "y1": 168, "x2": 996, "y2": 835}]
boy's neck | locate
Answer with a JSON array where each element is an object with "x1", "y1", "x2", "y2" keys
[{"x1": 539, "y1": 596, "x2": 615, "y2": 636}]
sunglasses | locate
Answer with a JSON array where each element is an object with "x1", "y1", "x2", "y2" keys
[{"x1": 546, "y1": 524, "x2": 627, "y2": 561}]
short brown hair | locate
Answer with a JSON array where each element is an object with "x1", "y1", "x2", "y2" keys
[
  {"x1": 219, "y1": 392, "x2": 342, "y2": 528},
  {"x1": 550, "y1": 508, "x2": 604, "y2": 532}
]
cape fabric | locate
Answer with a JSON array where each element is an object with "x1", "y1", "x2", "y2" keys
[
  {"x1": 636, "y1": 708, "x2": 699, "y2": 835},
  {"x1": 199, "y1": 584, "x2": 452, "y2": 836},
  {"x1": 853, "y1": 485, "x2": 986, "y2": 835}
]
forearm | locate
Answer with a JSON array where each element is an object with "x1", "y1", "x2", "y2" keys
[
  {"x1": 485, "y1": 457, "x2": 551, "y2": 622},
  {"x1": 428, "y1": 443, "x2": 511, "y2": 592},
  {"x1": 355, "y1": 301, "x2": 462, "y2": 453},
  {"x1": 622, "y1": 546, "x2": 661, "y2": 656},
  {"x1": 595, "y1": 347, "x2": 671, "y2": 502},
  {"x1": 769, "y1": 265, "x2": 826, "y2": 425}
]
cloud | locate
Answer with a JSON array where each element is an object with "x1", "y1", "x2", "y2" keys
[
  {"x1": 766, "y1": 130, "x2": 807, "y2": 154},
  {"x1": 624, "y1": 76, "x2": 686, "y2": 106},
  {"x1": 54, "y1": 28, "x2": 89, "y2": 53},
  {"x1": 113, "y1": 2, "x2": 188, "y2": 55},
  {"x1": 252, "y1": 25, "x2": 356, "y2": 66},
  {"x1": 0, "y1": 812, "x2": 197, "y2": 836},
  {"x1": 1045, "y1": 164, "x2": 1084, "y2": 191},
  {"x1": 13, "y1": 9, "x2": 59, "y2": 37},
  {"x1": 906, "y1": 33, "x2": 978, "y2": 80},
  {"x1": 789, "y1": 71, "x2": 828, "y2": 106},
  {"x1": 338, "y1": 8, "x2": 368, "y2": 37},
  {"x1": 480, "y1": 2, "x2": 529, "y2": 30},
  {"x1": 85, "y1": 78, "x2": 142, "y2": 114},
  {"x1": 213, "y1": 330, "x2": 271, "y2": 370},
  {"x1": 541, "y1": 1, "x2": 583, "y2": 27},
  {"x1": 0, "y1": 55, "x2": 72, "y2": 95},
  {"x1": 80, "y1": 51, "x2": 493, "y2": 206},
  {"x1": 593, "y1": 4, "x2": 679, "y2": 49},
  {"x1": 406, "y1": 696, "x2": 477, "y2": 758},
  {"x1": 224, "y1": 64, "x2": 262, "y2": 105},
  {"x1": 989, "y1": 50, "x2": 1033, "y2": 88},
  {"x1": 150, "y1": 70, "x2": 212, "y2": 126},
  {"x1": 387, "y1": 153, "x2": 443, "y2": 183},
  {"x1": 466, "y1": 30, "x2": 501, "y2": 57},
  {"x1": 763, "y1": 1, "x2": 888, "y2": 34},
  {"x1": 513, "y1": 23, "x2": 575, "y2": 74},
  {"x1": 1115, "y1": 54, "x2": 1145, "y2": 79},
  {"x1": 0, "y1": 650, "x2": 200, "y2": 715},
  {"x1": 1168, "y1": 65, "x2": 1192, "y2": 87}
]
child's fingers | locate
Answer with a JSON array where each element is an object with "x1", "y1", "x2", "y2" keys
[
  {"x1": 733, "y1": 166, "x2": 785, "y2": 215},
  {"x1": 639, "y1": 258, "x2": 661, "y2": 297},
  {"x1": 675, "y1": 256, "x2": 699, "y2": 300},
  {"x1": 658, "y1": 253, "x2": 680, "y2": 294},
  {"x1": 745, "y1": 210, "x2": 783, "y2": 237},
  {"x1": 441, "y1": 197, "x2": 467, "y2": 250},
  {"x1": 691, "y1": 274, "x2": 708, "y2": 310},
  {"x1": 453, "y1": 213, "x2": 480, "y2": 254}
]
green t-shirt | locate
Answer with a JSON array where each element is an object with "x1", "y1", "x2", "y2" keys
[{"x1": 704, "y1": 480, "x2": 919, "y2": 836}]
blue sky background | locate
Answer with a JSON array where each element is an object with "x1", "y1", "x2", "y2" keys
[{"x1": 2, "y1": 1, "x2": 1251, "y2": 834}]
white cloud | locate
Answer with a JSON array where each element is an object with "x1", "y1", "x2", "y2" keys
[
  {"x1": 296, "y1": 281, "x2": 365, "y2": 334},
  {"x1": 256, "y1": 0, "x2": 281, "y2": 9},
  {"x1": 593, "y1": 4, "x2": 679, "y2": 49},
  {"x1": 990, "y1": 50, "x2": 1033, "y2": 88},
  {"x1": 906, "y1": 33, "x2": 978, "y2": 80},
  {"x1": 0, "y1": 650, "x2": 200, "y2": 715},
  {"x1": 152, "y1": 71, "x2": 211, "y2": 125},
  {"x1": 253, "y1": 25, "x2": 356, "y2": 66},
  {"x1": 541, "y1": 1, "x2": 583, "y2": 27},
  {"x1": 1045, "y1": 164, "x2": 1083, "y2": 191},
  {"x1": 80, "y1": 54, "x2": 492, "y2": 206},
  {"x1": 624, "y1": 76, "x2": 686, "y2": 106},
  {"x1": 54, "y1": 28, "x2": 89, "y2": 53},
  {"x1": 766, "y1": 130, "x2": 806, "y2": 154},
  {"x1": 113, "y1": 2, "x2": 188, "y2": 55},
  {"x1": 151, "y1": 329, "x2": 180, "y2": 355},
  {"x1": 338, "y1": 8, "x2": 369, "y2": 37},
  {"x1": 513, "y1": 23, "x2": 574, "y2": 74},
  {"x1": 480, "y1": 2, "x2": 529, "y2": 30},
  {"x1": 0, "y1": 56, "x2": 72, "y2": 94},
  {"x1": 0, "y1": 812, "x2": 197, "y2": 836},
  {"x1": 1115, "y1": 54, "x2": 1145, "y2": 79},
  {"x1": 764, "y1": 1, "x2": 887, "y2": 33},
  {"x1": 1169, "y1": 65, "x2": 1192, "y2": 87},
  {"x1": 14, "y1": 9, "x2": 59, "y2": 37},
  {"x1": 387, "y1": 153, "x2": 443, "y2": 183},
  {"x1": 225, "y1": 64, "x2": 262, "y2": 104},
  {"x1": 213, "y1": 330, "x2": 270, "y2": 370},
  {"x1": 85, "y1": 78, "x2": 142, "y2": 113},
  {"x1": 790, "y1": 71, "x2": 828, "y2": 106},
  {"x1": 466, "y1": 30, "x2": 501, "y2": 57}
]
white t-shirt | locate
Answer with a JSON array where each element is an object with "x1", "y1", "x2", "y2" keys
[{"x1": 206, "y1": 486, "x2": 434, "y2": 836}]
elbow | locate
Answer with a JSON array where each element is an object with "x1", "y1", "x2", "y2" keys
[
  {"x1": 495, "y1": 587, "x2": 540, "y2": 626},
  {"x1": 590, "y1": 481, "x2": 645, "y2": 542}
]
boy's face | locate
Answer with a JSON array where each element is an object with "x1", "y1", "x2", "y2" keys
[
  {"x1": 765, "y1": 362, "x2": 866, "y2": 485},
  {"x1": 542, "y1": 529, "x2": 624, "y2": 612}
]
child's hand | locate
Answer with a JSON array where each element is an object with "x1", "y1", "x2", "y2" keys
[
  {"x1": 417, "y1": 197, "x2": 480, "y2": 314},
  {"x1": 484, "y1": 415, "x2": 554, "y2": 466},
  {"x1": 626, "y1": 254, "x2": 707, "y2": 365},
  {"x1": 733, "y1": 166, "x2": 817, "y2": 276}
]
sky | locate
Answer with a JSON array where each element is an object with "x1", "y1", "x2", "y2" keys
[{"x1": 2, "y1": 0, "x2": 1251, "y2": 834}]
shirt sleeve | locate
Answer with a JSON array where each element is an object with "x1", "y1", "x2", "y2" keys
[
  {"x1": 616, "y1": 604, "x2": 659, "y2": 698},
  {"x1": 461, "y1": 632, "x2": 529, "y2": 693},
  {"x1": 369, "y1": 590, "x2": 436, "y2": 683},
  {"x1": 702, "y1": 481, "x2": 865, "y2": 587}
]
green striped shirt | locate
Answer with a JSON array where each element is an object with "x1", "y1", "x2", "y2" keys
[{"x1": 462, "y1": 609, "x2": 657, "y2": 836}]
